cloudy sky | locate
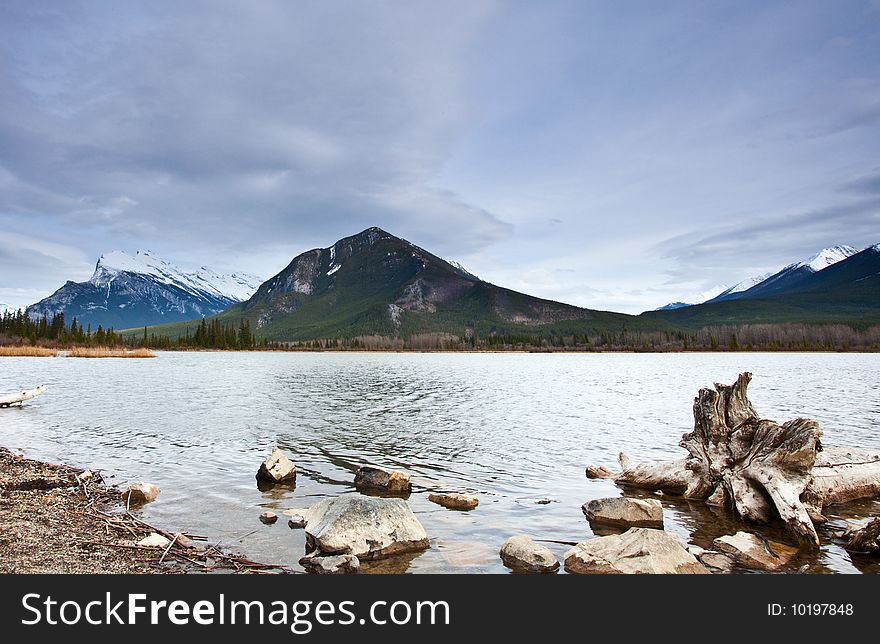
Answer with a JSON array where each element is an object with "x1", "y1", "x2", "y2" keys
[{"x1": 1, "y1": 0, "x2": 879, "y2": 313}]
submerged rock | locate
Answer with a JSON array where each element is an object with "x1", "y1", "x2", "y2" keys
[
  {"x1": 564, "y1": 528, "x2": 709, "y2": 574},
  {"x1": 428, "y1": 493, "x2": 479, "y2": 511},
  {"x1": 124, "y1": 482, "x2": 160, "y2": 505},
  {"x1": 354, "y1": 466, "x2": 411, "y2": 495},
  {"x1": 259, "y1": 511, "x2": 278, "y2": 525},
  {"x1": 299, "y1": 552, "x2": 360, "y2": 574},
  {"x1": 713, "y1": 532, "x2": 799, "y2": 571},
  {"x1": 304, "y1": 496, "x2": 429, "y2": 560},
  {"x1": 256, "y1": 448, "x2": 296, "y2": 483},
  {"x1": 582, "y1": 497, "x2": 664, "y2": 529},
  {"x1": 500, "y1": 536, "x2": 559, "y2": 573},
  {"x1": 844, "y1": 517, "x2": 880, "y2": 554}
]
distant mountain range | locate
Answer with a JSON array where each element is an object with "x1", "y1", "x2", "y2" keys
[
  {"x1": 27, "y1": 250, "x2": 261, "y2": 329},
  {"x1": 18, "y1": 231, "x2": 880, "y2": 339},
  {"x1": 647, "y1": 244, "x2": 880, "y2": 328},
  {"x1": 139, "y1": 227, "x2": 651, "y2": 341},
  {"x1": 656, "y1": 245, "x2": 860, "y2": 310}
]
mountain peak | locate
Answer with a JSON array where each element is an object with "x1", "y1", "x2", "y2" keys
[
  {"x1": 89, "y1": 250, "x2": 261, "y2": 302},
  {"x1": 796, "y1": 245, "x2": 857, "y2": 272}
]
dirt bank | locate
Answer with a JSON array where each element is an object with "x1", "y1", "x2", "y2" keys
[{"x1": 0, "y1": 447, "x2": 285, "y2": 574}]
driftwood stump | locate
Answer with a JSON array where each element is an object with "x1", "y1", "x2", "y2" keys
[{"x1": 587, "y1": 373, "x2": 880, "y2": 547}]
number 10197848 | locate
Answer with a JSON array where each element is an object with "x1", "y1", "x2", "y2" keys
[{"x1": 768, "y1": 603, "x2": 854, "y2": 616}]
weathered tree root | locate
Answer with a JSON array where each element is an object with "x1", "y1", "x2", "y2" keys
[{"x1": 587, "y1": 373, "x2": 880, "y2": 548}]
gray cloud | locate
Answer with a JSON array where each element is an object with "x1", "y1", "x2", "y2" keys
[
  {"x1": 0, "y1": 1, "x2": 510, "y2": 265},
  {"x1": 841, "y1": 168, "x2": 880, "y2": 195},
  {"x1": 656, "y1": 195, "x2": 880, "y2": 286},
  {"x1": 1, "y1": 1, "x2": 879, "y2": 313}
]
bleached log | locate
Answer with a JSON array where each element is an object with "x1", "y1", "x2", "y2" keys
[
  {"x1": 588, "y1": 373, "x2": 880, "y2": 548},
  {"x1": 0, "y1": 384, "x2": 47, "y2": 407}
]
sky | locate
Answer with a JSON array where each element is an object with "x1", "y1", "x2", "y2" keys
[{"x1": 1, "y1": 0, "x2": 879, "y2": 313}]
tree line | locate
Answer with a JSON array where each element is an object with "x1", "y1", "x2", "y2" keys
[
  {"x1": 0, "y1": 310, "x2": 124, "y2": 346},
  {"x1": 2, "y1": 307, "x2": 879, "y2": 352}
]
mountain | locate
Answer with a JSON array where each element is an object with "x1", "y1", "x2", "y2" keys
[
  {"x1": 141, "y1": 227, "x2": 662, "y2": 342},
  {"x1": 27, "y1": 250, "x2": 261, "y2": 329},
  {"x1": 708, "y1": 245, "x2": 857, "y2": 303},
  {"x1": 707, "y1": 272, "x2": 774, "y2": 302},
  {"x1": 656, "y1": 245, "x2": 858, "y2": 311},
  {"x1": 0, "y1": 302, "x2": 16, "y2": 315},
  {"x1": 655, "y1": 302, "x2": 691, "y2": 311},
  {"x1": 645, "y1": 245, "x2": 880, "y2": 328}
]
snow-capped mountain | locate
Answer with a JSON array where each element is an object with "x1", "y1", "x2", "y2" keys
[
  {"x1": 27, "y1": 251, "x2": 261, "y2": 329},
  {"x1": 657, "y1": 245, "x2": 862, "y2": 310},
  {"x1": 0, "y1": 302, "x2": 16, "y2": 315},
  {"x1": 709, "y1": 245, "x2": 858, "y2": 303},
  {"x1": 795, "y1": 245, "x2": 857, "y2": 272},
  {"x1": 707, "y1": 272, "x2": 774, "y2": 302}
]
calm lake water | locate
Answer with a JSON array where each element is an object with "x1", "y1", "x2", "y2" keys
[{"x1": 1, "y1": 351, "x2": 878, "y2": 573}]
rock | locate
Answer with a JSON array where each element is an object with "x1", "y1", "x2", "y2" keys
[
  {"x1": 534, "y1": 498, "x2": 553, "y2": 505},
  {"x1": 287, "y1": 514, "x2": 307, "y2": 529},
  {"x1": 500, "y1": 536, "x2": 559, "y2": 573},
  {"x1": 564, "y1": 528, "x2": 709, "y2": 574},
  {"x1": 137, "y1": 533, "x2": 171, "y2": 548},
  {"x1": 686, "y1": 545, "x2": 705, "y2": 558},
  {"x1": 583, "y1": 497, "x2": 664, "y2": 529},
  {"x1": 698, "y1": 551, "x2": 736, "y2": 571},
  {"x1": 585, "y1": 465, "x2": 615, "y2": 479},
  {"x1": 123, "y1": 482, "x2": 160, "y2": 505},
  {"x1": 256, "y1": 448, "x2": 296, "y2": 483},
  {"x1": 844, "y1": 517, "x2": 880, "y2": 554},
  {"x1": 299, "y1": 552, "x2": 360, "y2": 574},
  {"x1": 428, "y1": 493, "x2": 479, "y2": 511},
  {"x1": 172, "y1": 532, "x2": 193, "y2": 548},
  {"x1": 354, "y1": 466, "x2": 411, "y2": 495},
  {"x1": 282, "y1": 507, "x2": 313, "y2": 519},
  {"x1": 713, "y1": 532, "x2": 799, "y2": 571},
  {"x1": 304, "y1": 496, "x2": 429, "y2": 560},
  {"x1": 78, "y1": 470, "x2": 94, "y2": 483},
  {"x1": 259, "y1": 511, "x2": 278, "y2": 525}
]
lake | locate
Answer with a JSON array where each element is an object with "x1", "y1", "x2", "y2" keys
[{"x1": 1, "y1": 351, "x2": 878, "y2": 573}]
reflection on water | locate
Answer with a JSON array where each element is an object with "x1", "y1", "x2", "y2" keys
[{"x1": 0, "y1": 351, "x2": 878, "y2": 573}]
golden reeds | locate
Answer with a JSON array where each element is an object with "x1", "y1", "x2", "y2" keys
[
  {"x1": 68, "y1": 347, "x2": 156, "y2": 358},
  {"x1": 0, "y1": 346, "x2": 58, "y2": 357}
]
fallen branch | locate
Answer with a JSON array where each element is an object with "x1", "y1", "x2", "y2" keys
[{"x1": 0, "y1": 384, "x2": 47, "y2": 408}]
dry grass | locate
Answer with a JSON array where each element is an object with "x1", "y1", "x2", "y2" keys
[
  {"x1": 69, "y1": 347, "x2": 156, "y2": 359},
  {"x1": 0, "y1": 346, "x2": 58, "y2": 357}
]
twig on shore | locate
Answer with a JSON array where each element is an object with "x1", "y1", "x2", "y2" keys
[{"x1": 159, "y1": 532, "x2": 180, "y2": 564}]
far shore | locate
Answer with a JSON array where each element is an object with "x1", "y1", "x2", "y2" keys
[{"x1": 2, "y1": 345, "x2": 879, "y2": 357}]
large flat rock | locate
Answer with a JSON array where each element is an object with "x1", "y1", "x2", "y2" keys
[
  {"x1": 305, "y1": 496, "x2": 428, "y2": 560},
  {"x1": 564, "y1": 528, "x2": 709, "y2": 574}
]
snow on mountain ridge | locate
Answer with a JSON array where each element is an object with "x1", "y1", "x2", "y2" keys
[
  {"x1": 795, "y1": 245, "x2": 857, "y2": 272},
  {"x1": 725, "y1": 272, "x2": 774, "y2": 295},
  {"x1": 91, "y1": 250, "x2": 261, "y2": 302}
]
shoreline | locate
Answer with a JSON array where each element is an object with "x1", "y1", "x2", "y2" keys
[
  {"x1": 3, "y1": 346, "x2": 880, "y2": 356},
  {"x1": 0, "y1": 446, "x2": 286, "y2": 574}
]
